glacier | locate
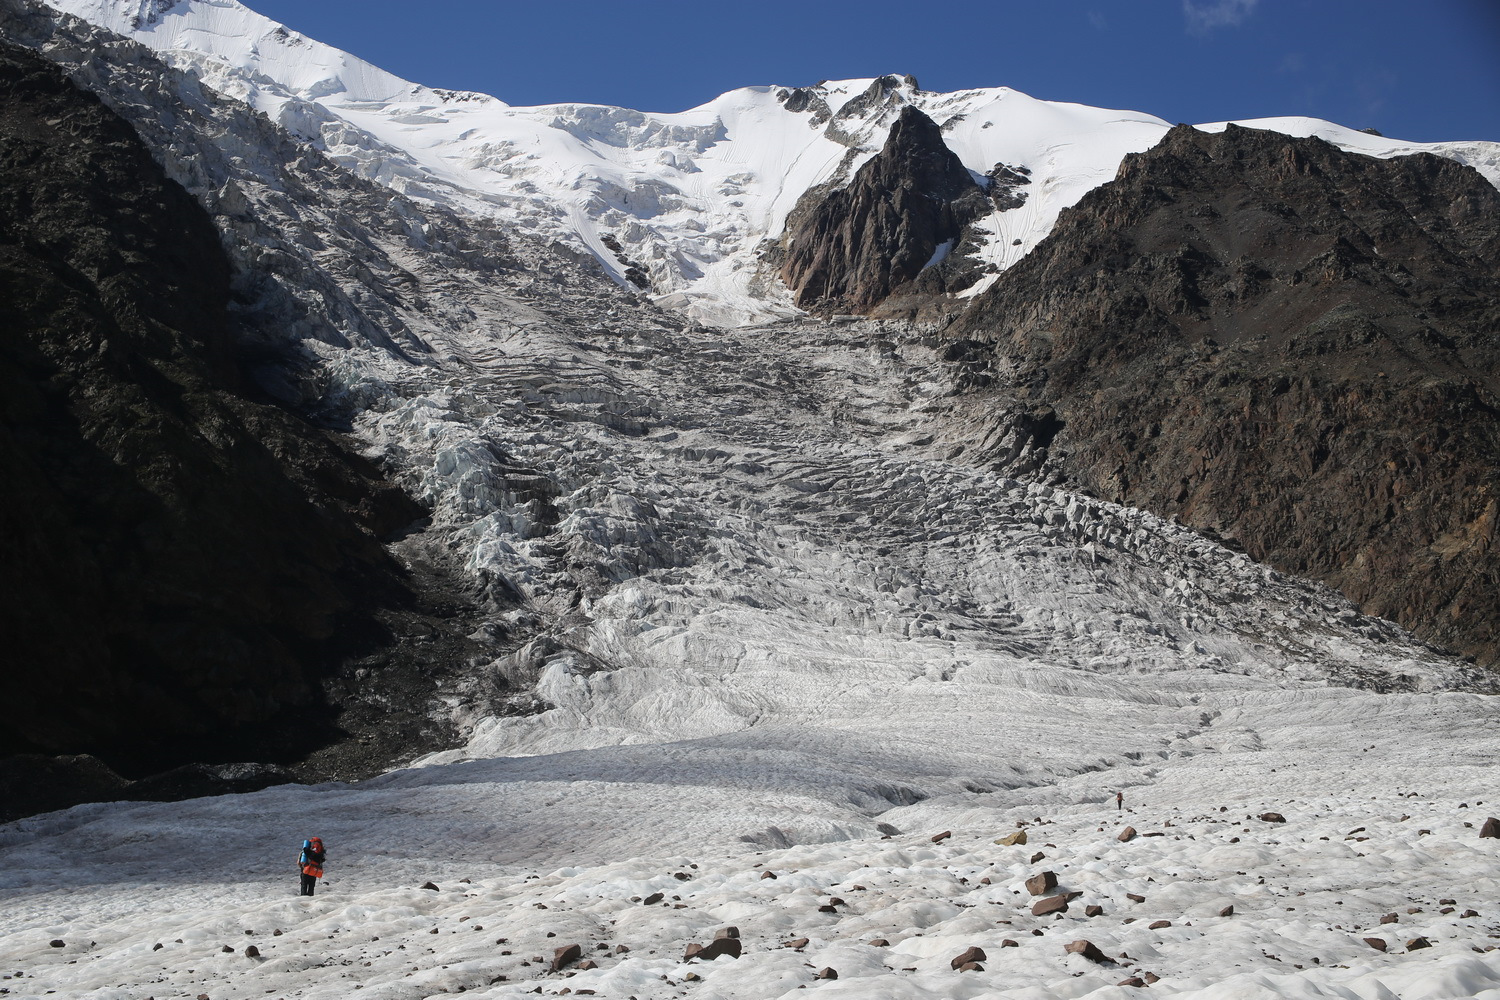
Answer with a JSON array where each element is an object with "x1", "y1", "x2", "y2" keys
[{"x1": 1, "y1": 1, "x2": 1498, "y2": 998}]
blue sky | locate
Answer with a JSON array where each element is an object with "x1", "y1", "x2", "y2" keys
[{"x1": 246, "y1": 0, "x2": 1499, "y2": 142}]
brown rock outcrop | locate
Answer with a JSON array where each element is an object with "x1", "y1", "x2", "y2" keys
[
  {"x1": 780, "y1": 106, "x2": 988, "y2": 314},
  {"x1": 951, "y1": 123, "x2": 1500, "y2": 670}
]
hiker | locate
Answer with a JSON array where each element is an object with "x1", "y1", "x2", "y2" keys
[
  {"x1": 1116, "y1": 791, "x2": 1124, "y2": 812},
  {"x1": 299, "y1": 837, "x2": 326, "y2": 896}
]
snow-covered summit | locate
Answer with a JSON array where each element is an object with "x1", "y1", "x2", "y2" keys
[{"x1": 44, "y1": 0, "x2": 1500, "y2": 325}]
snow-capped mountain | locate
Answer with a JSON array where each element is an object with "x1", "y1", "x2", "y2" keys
[
  {"x1": 44, "y1": 0, "x2": 1500, "y2": 325},
  {"x1": 4, "y1": 2, "x2": 1500, "y2": 998}
]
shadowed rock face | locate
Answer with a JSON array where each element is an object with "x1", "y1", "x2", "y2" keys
[
  {"x1": 953, "y1": 124, "x2": 1500, "y2": 667},
  {"x1": 780, "y1": 106, "x2": 989, "y2": 314},
  {"x1": 0, "y1": 43, "x2": 451, "y2": 794}
]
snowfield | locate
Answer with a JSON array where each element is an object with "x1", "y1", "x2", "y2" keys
[{"x1": 3, "y1": 2, "x2": 1499, "y2": 998}]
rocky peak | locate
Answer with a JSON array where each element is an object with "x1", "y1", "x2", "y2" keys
[{"x1": 778, "y1": 106, "x2": 988, "y2": 314}]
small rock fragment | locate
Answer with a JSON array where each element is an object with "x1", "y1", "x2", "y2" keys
[
  {"x1": 550, "y1": 943, "x2": 583, "y2": 972},
  {"x1": 1364, "y1": 938, "x2": 1387, "y2": 951},
  {"x1": 1260, "y1": 813, "x2": 1286, "y2": 823},
  {"x1": 49, "y1": 940, "x2": 65, "y2": 948},
  {"x1": 1149, "y1": 920, "x2": 1171, "y2": 930},
  {"x1": 1380, "y1": 912, "x2": 1398, "y2": 924},
  {"x1": 643, "y1": 892, "x2": 664, "y2": 906},
  {"x1": 1144, "y1": 972, "x2": 1161, "y2": 984},
  {"x1": 244, "y1": 945, "x2": 260, "y2": 958},
  {"x1": 615, "y1": 944, "x2": 630, "y2": 954},
  {"x1": 869, "y1": 938, "x2": 889, "y2": 947},
  {"x1": 996, "y1": 831, "x2": 1027, "y2": 846},
  {"x1": 958, "y1": 961, "x2": 984, "y2": 972},
  {"x1": 1029, "y1": 851, "x2": 1045, "y2": 863},
  {"x1": 951, "y1": 946, "x2": 987, "y2": 969},
  {"x1": 1001, "y1": 939, "x2": 1019, "y2": 948},
  {"x1": 421, "y1": 882, "x2": 440, "y2": 891},
  {"x1": 816, "y1": 967, "x2": 838, "y2": 980},
  {"x1": 1127, "y1": 893, "x2": 1146, "y2": 903},
  {"x1": 1085, "y1": 905, "x2": 1104, "y2": 917},
  {"x1": 221, "y1": 945, "x2": 235, "y2": 953},
  {"x1": 784, "y1": 937, "x2": 810, "y2": 949},
  {"x1": 1118, "y1": 826, "x2": 1137, "y2": 842},
  {"x1": 1407, "y1": 937, "x2": 1431, "y2": 951},
  {"x1": 577, "y1": 959, "x2": 598, "y2": 970},
  {"x1": 760, "y1": 871, "x2": 778, "y2": 880},
  {"x1": 1032, "y1": 894, "x2": 1070, "y2": 916},
  {"x1": 1025, "y1": 872, "x2": 1058, "y2": 896},
  {"x1": 1064, "y1": 939, "x2": 1110, "y2": 963},
  {"x1": 1118, "y1": 978, "x2": 1146, "y2": 988},
  {"x1": 1219, "y1": 905, "x2": 1234, "y2": 917},
  {"x1": 931, "y1": 830, "x2": 952, "y2": 843}
]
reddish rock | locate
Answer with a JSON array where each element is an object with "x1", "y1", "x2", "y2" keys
[
  {"x1": 1407, "y1": 937, "x2": 1431, "y2": 951},
  {"x1": 1364, "y1": 938, "x2": 1387, "y2": 951},
  {"x1": 685, "y1": 938, "x2": 741, "y2": 961},
  {"x1": 1143, "y1": 972, "x2": 1161, "y2": 984},
  {"x1": 950, "y1": 946, "x2": 987, "y2": 969},
  {"x1": 932, "y1": 830, "x2": 953, "y2": 843},
  {"x1": 1025, "y1": 871, "x2": 1058, "y2": 896},
  {"x1": 1463, "y1": 909, "x2": 1480, "y2": 918},
  {"x1": 1085, "y1": 905, "x2": 1104, "y2": 917},
  {"x1": 577, "y1": 959, "x2": 598, "y2": 970},
  {"x1": 958, "y1": 961, "x2": 984, "y2": 972},
  {"x1": 614, "y1": 944, "x2": 630, "y2": 954},
  {"x1": 869, "y1": 938, "x2": 889, "y2": 947},
  {"x1": 1001, "y1": 939, "x2": 1019, "y2": 948},
  {"x1": 550, "y1": 944, "x2": 582, "y2": 973},
  {"x1": 1064, "y1": 940, "x2": 1110, "y2": 963},
  {"x1": 1480, "y1": 817, "x2": 1500, "y2": 839},
  {"x1": 1148, "y1": 920, "x2": 1172, "y2": 930},
  {"x1": 784, "y1": 937, "x2": 810, "y2": 949},
  {"x1": 760, "y1": 871, "x2": 777, "y2": 880},
  {"x1": 1118, "y1": 826, "x2": 1138, "y2": 842},
  {"x1": 1032, "y1": 894, "x2": 1070, "y2": 916},
  {"x1": 1127, "y1": 893, "x2": 1146, "y2": 903},
  {"x1": 715, "y1": 927, "x2": 740, "y2": 940},
  {"x1": 1118, "y1": 978, "x2": 1146, "y2": 987},
  {"x1": 815, "y1": 967, "x2": 838, "y2": 980},
  {"x1": 1380, "y1": 913, "x2": 1398, "y2": 924},
  {"x1": 1260, "y1": 813, "x2": 1286, "y2": 823},
  {"x1": 1219, "y1": 905, "x2": 1234, "y2": 917}
]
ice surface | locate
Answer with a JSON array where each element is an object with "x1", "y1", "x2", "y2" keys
[
  {"x1": 43, "y1": 0, "x2": 1500, "y2": 326},
  {"x1": 5, "y1": 5, "x2": 1500, "y2": 998}
]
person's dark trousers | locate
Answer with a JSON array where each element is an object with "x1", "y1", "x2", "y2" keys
[{"x1": 300, "y1": 874, "x2": 317, "y2": 896}]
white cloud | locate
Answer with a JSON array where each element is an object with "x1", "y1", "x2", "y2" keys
[{"x1": 1183, "y1": 0, "x2": 1259, "y2": 32}]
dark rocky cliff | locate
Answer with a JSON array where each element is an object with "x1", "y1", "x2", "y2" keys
[
  {"x1": 780, "y1": 106, "x2": 990, "y2": 314},
  {"x1": 0, "y1": 43, "x2": 480, "y2": 817},
  {"x1": 951, "y1": 124, "x2": 1500, "y2": 667}
]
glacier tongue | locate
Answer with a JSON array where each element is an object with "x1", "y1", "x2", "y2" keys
[{"x1": 42, "y1": 0, "x2": 1500, "y2": 326}]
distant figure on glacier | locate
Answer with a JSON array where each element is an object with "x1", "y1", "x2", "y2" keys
[
  {"x1": 1116, "y1": 791, "x2": 1124, "y2": 812},
  {"x1": 298, "y1": 837, "x2": 326, "y2": 896}
]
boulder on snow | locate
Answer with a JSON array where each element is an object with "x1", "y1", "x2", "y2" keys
[
  {"x1": 1064, "y1": 939, "x2": 1110, "y2": 963},
  {"x1": 1127, "y1": 893, "x2": 1146, "y2": 903},
  {"x1": 1025, "y1": 871, "x2": 1058, "y2": 895},
  {"x1": 760, "y1": 871, "x2": 778, "y2": 880},
  {"x1": 996, "y1": 830, "x2": 1028, "y2": 846},
  {"x1": 932, "y1": 830, "x2": 952, "y2": 843},
  {"x1": 244, "y1": 945, "x2": 260, "y2": 958},
  {"x1": 1118, "y1": 826, "x2": 1137, "y2": 842},
  {"x1": 1406, "y1": 937, "x2": 1432, "y2": 951},
  {"x1": 1219, "y1": 905, "x2": 1234, "y2": 917},
  {"x1": 783, "y1": 937, "x2": 810, "y2": 949},
  {"x1": 1148, "y1": 920, "x2": 1172, "y2": 930},
  {"x1": 1380, "y1": 912, "x2": 1398, "y2": 924},
  {"x1": 1030, "y1": 851, "x2": 1046, "y2": 862},
  {"x1": 958, "y1": 961, "x2": 984, "y2": 972},
  {"x1": 643, "y1": 892, "x2": 664, "y2": 905},
  {"x1": 1259, "y1": 812, "x2": 1286, "y2": 823},
  {"x1": 420, "y1": 881, "x2": 439, "y2": 891},
  {"x1": 684, "y1": 938, "x2": 742, "y2": 961},
  {"x1": 1364, "y1": 937, "x2": 1387, "y2": 951},
  {"x1": 1001, "y1": 939, "x2": 1019, "y2": 948},
  {"x1": 816, "y1": 967, "x2": 838, "y2": 980},
  {"x1": 1480, "y1": 817, "x2": 1500, "y2": 838},
  {"x1": 950, "y1": 946, "x2": 987, "y2": 969},
  {"x1": 1032, "y1": 894, "x2": 1070, "y2": 916},
  {"x1": 869, "y1": 938, "x2": 890, "y2": 947},
  {"x1": 1085, "y1": 905, "x2": 1104, "y2": 917},
  {"x1": 550, "y1": 943, "x2": 582, "y2": 972},
  {"x1": 1118, "y1": 978, "x2": 1146, "y2": 988}
]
